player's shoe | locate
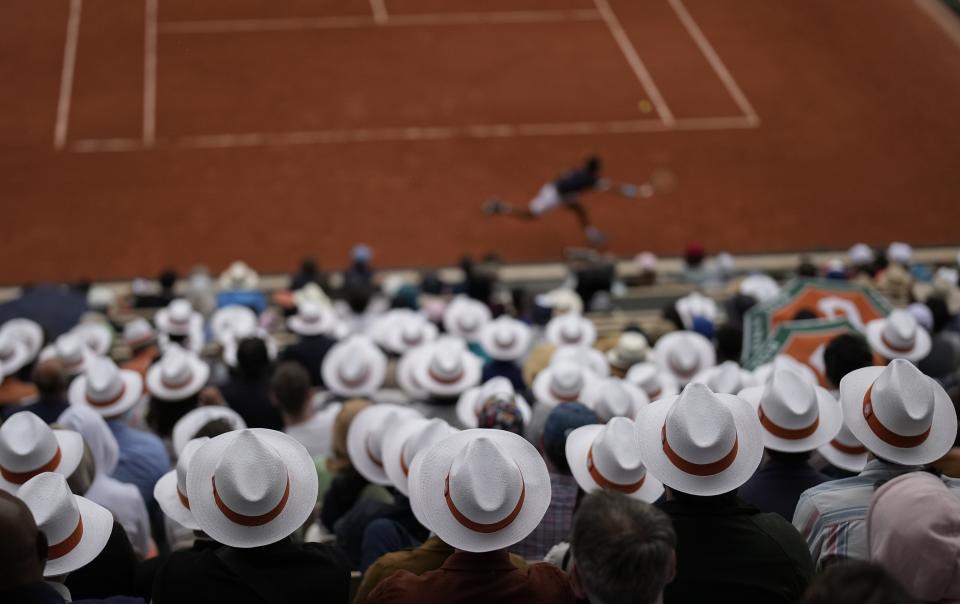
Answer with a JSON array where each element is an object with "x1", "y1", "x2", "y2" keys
[
  {"x1": 585, "y1": 226, "x2": 608, "y2": 247},
  {"x1": 483, "y1": 198, "x2": 506, "y2": 215}
]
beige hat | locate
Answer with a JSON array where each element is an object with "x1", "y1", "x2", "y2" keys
[
  {"x1": 606, "y1": 332, "x2": 650, "y2": 371},
  {"x1": 218, "y1": 261, "x2": 259, "y2": 290}
]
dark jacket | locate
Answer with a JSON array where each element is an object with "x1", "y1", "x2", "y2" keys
[
  {"x1": 738, "y1": 456, "x2": 831, "y2": 520},
  {"x1": 220, "y1": 375, "x2": 283, "y2": 431},
  {"x1": 279, "y1": 334, "x2": 337, "y2": 388},
  {"x1": 1, "y1": 395, "x2": 69, "y2": 423},
  {"x1": 66, "y1": 521, "x2": 138, "y2": 600},
  {"x1": 333, "y1": 495, "x2": 428, "y2": 570},
  {"x1": 0, "y1": 582, "x2": 141, "y2": 604},
  {"x1": 661, "y1": 493, "x2": 814, "y2": 604},
  {"x1": 151, "y1": 538, "x2": 350, "y2": 604}
]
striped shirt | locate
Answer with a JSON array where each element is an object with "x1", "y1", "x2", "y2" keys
[{"x1": 793, "y1": 460, "x2": 960, "y2": 568}]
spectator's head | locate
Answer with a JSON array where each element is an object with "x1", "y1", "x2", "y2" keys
[
  {"x1": 927, "y1": 296, "x2": 951, "y2": 334},
  {"x1": 683, "y1": 243, "x2": 705, "y2": 269},
  {"x1": 193, "y1": 417, "x2": 237, "y2": 440},
  {"x1": 344, "y1": 282, "x2": 374, "y2": 314},
  {"x1": 476, "y1": 394, "x2": 525, "y2": 435},
  {"x1": 0, "y1": 491, "x2": 46, "y2": 590},
  {"x1": 298, "y1": 256, "x2": 318, "y2": 276},
  {"x1": 270, "y1": 362, "x2": 312, "y2": 420},
  {"x1": 32, "y1": 359, "x2": 67, "y2": 398},
  {"x1": 797, "y1": 257, "x2": 818, "y2": 277},
  {"x1": 801, "y1": 560, "x2": 910, "y2": 604},
  {"x1": 570, "y1": 491, "x2": 676, "y2": 604},
  {"x1": 823, "y1": 334, "x2": 873, "y2": 389},
  {"x1": 585, "y1": 155, "x2": 602, "y2": 175},
  {"x1": 715, "y1": 324, "x2": 743, "y2": 364},
  {"x1": 159, "y1": 268, "x2": 178, "y2": 292},
  {"x1": 236, "y1": 337, "x2": 271, "y2": 380},
  {"x1": 542, "y1": 402, "x2": 599, "y2": 474}
]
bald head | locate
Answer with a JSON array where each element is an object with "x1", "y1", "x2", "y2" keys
[{"x1": 0, "y1": 491, "x2": 46, "y2": 589}]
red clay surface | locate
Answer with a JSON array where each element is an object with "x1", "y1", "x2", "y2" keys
[{"x1": 1, "y1": 0, "x2": 959, "y2": 284}]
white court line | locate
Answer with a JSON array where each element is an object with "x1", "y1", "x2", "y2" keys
[
  {"x1": 158, "y1": 10, "x2": 602, "y2": 34},
  {"x1": 144, "y1": 0, "x2": 158, "y2": 146},
  {"x1": 668, "y1": 0, "x2": 759, "y2": 124},
  {"x1": 914, "y1": 0, "x2": 960, "y2": 51},
  {"x1": 592, "y1": 0, "x2": 674, "y2": 126},
  {"x1": 370, "y1": 0, "x2": 388, "y2": 24},
  {"x1": 68, "y1": 116, "x2": 758, "y2": 152},
  {"x1": 54, "y1": 0, "x2": 83, "y2": 150}
]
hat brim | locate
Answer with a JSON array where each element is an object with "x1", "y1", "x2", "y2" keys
[
  {"x1": 382, "y1": 417, "x2": 432, "y2": 495},
  {"x1": 413, "y1": 353, "x2": 482, "y2": 398},
  {"x1": 653, "y1": 332, "x2": 716, "y2": 386},
  {"x1": 154, "y1": 470, "x2": 200, "y2": 531},
  {"x1": 739, "y1": 385, "x2": 843, "y2": 453},
  {"x1": 0, "y1": 341, "x2": 31, "y2": 375},
  {"x1": 73, "y1": 325, "x2": 113, "y2": 356},
  {"x1": 840, "y1": 366, "x2": 957, "y2": 465},
  {"x1": 565, "y1": 425, "x2": 664, "y2": 503},
  {"x1": 43, "y1": 495, "x2": 114, "y2": 577},
  {"x1": 455, "y1": 389, "x2": 532, "y2": 429},
  {"x1": 865, "y1": 320, "x2": 932, "y2": 362},
  {"x1": 531, "y1": 368, "x2": 600, "y2": 407},
  {"x1": 545, "y1": 320, "x2": 598, "y2": 348},
  {"x1": 347, "y1": 405, "x2": 421, "y2": 485},
  {"x1": 172, "y1": 406, "x2": 247, "y2": 457},
  {"x1": 0, "y1": 430, "x2": 85, "y2": 494},
  {"x1": 480, "y1": 326, "x2": 532, "y2": 362},
  {"x1": 396, "y1": 349, "x2": 430, "y2": 399},
  {"x1": 186, "y1": 429, "x2": 318, "y2": 548},
  {"x1": 68, "y1": 370, "x2": 144, "y2": 419},
  {"x1": 146, "y1": 359, "x2": 210, "y2": 400},
  {"x1": 155, "y1": 310, "x2": 204, "y2": 338},
  {"x1": 157, "y1": 326, "x2": 205, "y2": 355},
  {"x1": 637, "y1": 394, "x2": 764, "y2": 496},
  {"x1": 287, "y1": 314, "x2": 336, "y2": 337},
  {"x1": 1, "y1": 319, "x2": 43, "y2": 359},
  {"x1": 384, "y1": 324, "x2": 439, "y2": 356},
  {"x1": 817, "y1": 439, "x2": 869, "y2": 473},
  {"x1": 210, "y1": 307, "x2": 258, "y2": 344},
  {"x1": 408, "y1": 429, "x2": 551, "y2": 553},
  {"x1": 321, "y1": 346, "x2": 388, "y2": 398}
]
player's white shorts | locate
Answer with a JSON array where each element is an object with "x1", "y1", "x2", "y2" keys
[{"x1": 528, "y1": 183, "x2": 562, "y2": 216}]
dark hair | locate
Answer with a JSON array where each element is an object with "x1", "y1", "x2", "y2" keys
[
  {"x1": 801, "y1": 560, "x2": 910, "y2": 604},
  {"x1": 571, "y1": 491, "x2": 676, "y2": 604},
  {"x1": 193, "y1": 417, "x2": 235, "y2": 441},
  {"x1": 585, "y1": 155, "x2": 602, "y2": 174},
  {"x1": 147, "y1": 395, "x2": 199, "y2": 438},
  {"x1": 797, "y1": 260, "x2": 818, "y2": 278},
  {"x1": 715, "y1": 324, "x2": 743, "y2": 364},
  {"x1": 159, "y1": 269, "x2": 178, "y2": 291},
  {"x1": 766, "y1": 449, "x2": 812, "y2": 463},
  {"x1": 32, "y1": 360, "x2": 67, "y2": 397},
  {"x1": 236, "y1": 337, "x2": 270, "y2": 380},
  {"x1": 926, "y1": 296, "x2": 950, "y2": 334},
  {"x1": 823, "y1": 334, "x2": 873, "y2": 389},
  {"x1": 343, "y1": 282, "x2": 374, "y2": 314},
  {"x1": 271, "y1": 362, "x2": 311, "y2": 417},
  {"x1": 543, "y1": 403, "x2": 598, "y2": 474}
]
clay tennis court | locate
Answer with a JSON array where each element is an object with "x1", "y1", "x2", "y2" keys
[{"x1": 2, "y1": 0, "x2": 960, "y2": 283}]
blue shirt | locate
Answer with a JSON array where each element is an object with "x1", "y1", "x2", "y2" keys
[
  {"x1": 108, "y1": 420, "x2": 170, "y2": 508},
  {"x1": 2, "y1": 396, "x2": 70, "y2": 424}
]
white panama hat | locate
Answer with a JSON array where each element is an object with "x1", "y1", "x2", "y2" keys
[
  {"x1": 817, "y1": 421, "x2": 869, "y2": 473},
  {"x1": 123, "y1": 318, "x2": 156, "y2": 349},
  {"x1": 346, "y1": 404, "x2": 422, "y2": 485},
  {"x1": 210, "y1": 305, "x2": 258, "y2": 345},
  {"x1": 532, "y1": 360, "x2": 601, "y2": 407},
  {"x1": 321, "y1": 334, "x2": 388, "y2": 398},
  {"x1": 839, "y1": 359, "x2": 957, "y2": 466},
  {"x1": 691, "y1": 361, "x2": 758, "y2": 395},
  {"x1": 848, "y1": 243, "x2": 875, "y2": 266},
  {"x1": 606, "y1": 332, "x2": 650, "y2": 371},
  {"x1": 751, "y1": 354, "x2": 819, "y2": 387},
  {"x1": 19, "y1": 472, "x2": 113, "y2": 577},
  {"x1": 221, "y1": 328, "x2": 278, "y2": 369},
  {"x1": 865, "y1": 309, "x2": 932, "y2": 362},
  {"x1": 407, "y1": 429, "x2": 551, "y2": 553},
  {"x1": 675, "y1": 292, "x2": 718, "y2": 330},
  {"x1": 887, "y1": 242, "x2": 913, "y2": 265},
  {"x1": 68, "y1": 355, "x2": 144, "y2": 418},
  {"x1": 738, "y1": 274, "x2": 781, "y2": 303},
  {"x1": 396, "y1": 345, "x2": 432, "y2": 400},
  {"x1": 287, "y1": 300, "x2": 338, "y2": 337},
  {"x1": 39, "y1": 334, "x2": 89, "y2": 376},
  {"x1": 479, "y1": 316, "x2": 532, "y2": 362},
  {"x1": 590, "y1": 378, "x2": 650, "y2": 422},
  {"x1": 186, "y1": 429, "x2": 318, "y2": 548},
  {"x1": 218, "y1": 261, "x2": 259, "y2": 291},
  {"x1": 146, "y1": 344, "x2": 210, "y2": 400},
  {"x1": 412, "y1": 336, "x2": 482, "y2": 398},
  {"x1": 171, "y1": 406, "x2": 247, "y2": 457},
  {"x1": 566, "y1": 417, "x2": 664, "y2": 502},
  {"x1": 382, "y1": 312, "x2": 439, "y2": 356},
  {"x1": 0, "y1": 330, "x2": 31, "y2": 375},
  {"x1": 636, "y1": 382, "x2": 764, "y2": 496},
  {"x1": 155, "y1": 298, "x2": 204, "y2": 338},
  {"x1": 0, "y1": 318, "x2": 44, "y2": 360},
  {"x1": 0, "y1": 412, "x2": 84, "y2": 493},
  {"x1": 653, "y1": 331, "x2": 716, "y2": 386},
  {"x1": 71, "y1": 322, "x2": 113, "y2": 356},
  {"x1": 455, "y1": 377, "x2": 532, "y2": 429},
  {"x1": 544, "y1": 313, "x2": 597, "y2": 348},
  {"x1": 551, "y1": 345, "x2": 610, "y2": 378},
  {"x1": 382, "y1": 417, "x2": 458, "y2": 496},
  {"x1": 443, "y1": 297, "x2": 492, "y2": 342},
  {"x1": 738, "y1": 368, "x2": 842, "y2": 453},
  {"x1": 154, "y1": 437, "x2": 208, "y2": 531},
  {"x1": 625, "y1": 362, "x2": 679, "y2": 402}
]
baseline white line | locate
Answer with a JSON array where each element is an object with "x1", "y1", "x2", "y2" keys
[
  {"x1": 668, "y1": 0, "x2": 759, "y2": 124},
  {"x1": 68, "y1": 116, "x2": 758, "y2": 152},
  {"x1": 54, "y1": 0, "x2": 83, "y2": 150},
  {"x1": 914, "y1": 0, "x2": 960, "y2": 51},
  {"x1": 370, "y1": 0, "x2": 388, "y2": 24},
  {"x1": 144, "y1": 0, "x2": 158, "y2": 146},
  {"x1": 592, "y1": 0, "x2": 675, "y2": 126},
  {"x1": 158, "y1": 10, "x2": 602, "y2": 34}
]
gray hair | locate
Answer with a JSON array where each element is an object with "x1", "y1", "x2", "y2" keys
[{"x1": 571, "y1": 491, "x2": 676, "y2": 604}]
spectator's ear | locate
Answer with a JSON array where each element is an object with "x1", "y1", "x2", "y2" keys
[{"x1": 568, "y1": 562, "x2": 588, "y2": 600}]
